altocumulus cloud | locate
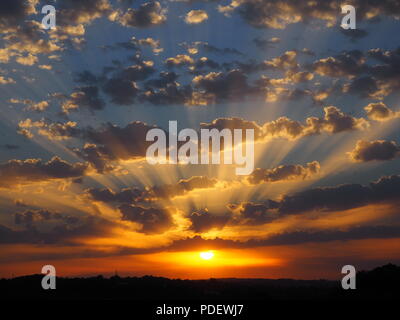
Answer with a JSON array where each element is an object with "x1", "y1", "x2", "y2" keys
[
  {"x1": 185, "y1": 10, "x2": 209, "y2": 24},
  {"x1": 348, "y1": 140, "x2": 400, "y2": 162}
]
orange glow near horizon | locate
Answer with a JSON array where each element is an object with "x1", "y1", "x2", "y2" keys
[{"x1": 2, "y1": 238, "x2": 399, "y2": 280}]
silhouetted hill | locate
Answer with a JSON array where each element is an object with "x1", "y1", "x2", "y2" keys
[{"x1": 1, "y1": 264, "x2": 399, "y2": 301}]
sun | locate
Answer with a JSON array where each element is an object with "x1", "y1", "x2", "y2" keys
[{"x1": 199, "y1": 251, "x2": 214, "y2": 260}]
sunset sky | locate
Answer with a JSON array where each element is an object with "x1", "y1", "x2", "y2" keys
[{"x1": 0, "y1": 0, "x2": 400, "y2": 280}]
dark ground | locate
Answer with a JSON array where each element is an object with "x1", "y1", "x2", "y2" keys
[{"x1": 1, "y1": 263, "x2": 399, "y2": 301}]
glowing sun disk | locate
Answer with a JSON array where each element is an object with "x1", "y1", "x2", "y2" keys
[{"x1": 200, "y1": 251, "x2": 214, "y2": 260}]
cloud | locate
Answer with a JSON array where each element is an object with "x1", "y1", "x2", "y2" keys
[
  {"x1": 340, "y1": 28, "x2": 368, "y2": 42},
  {"x1": 185, "y1": 10, "x2": 209, "y2": 24},
  {"x1": 247, "y1": 161, "x2": 320, "y2": 184},
  {"x1": 364, "y1": 102, "x2": 400, "y2": 121},
  {"x1": 200, "y1": 117, "x2": 264, "y2": 140},
  {"x1": 14, "y1": 209, "x2": 79, "y2": 228},
  {"x1": 348, "y1": 140, "x2": 400, "y2": 162},
  {"x1": 199, "y1": 108, "x2": 368, "y2": 143},
  {"x1": 262, "y1": 106, "x2": 368, "y2": 140},
  {"x1": 188, "y1": 200, "x2": 279, "y2": 233},
  {"x1": 188, "y1": 209, "x2": 230, "y2": 233},
  {"x1": 0, "y1": 215, "x2": 113, "y2": 245},
  {"x1": 87, "y1": 187, "x2": 145, "y2": 204},
  {"x1": 165, "y1": 54, "x2": 194, "y2": 67},
  {"x1": 223, "y1": 0, "x2": 400, "y2": 29},
  {"x1": 191, "y1": 57, "x2": 220, "y2": 73},
  {"x1": 312, "y1": 50, "x2": 366, "y2": 78},
  {"x1": 149, "y1": 176, "x2": 218, "y2": 199},
  {"x1": 15, "y1": 53, "x2": 38, "y2": 66},
  {"x1": 2, "y1": 144, "x2": 19, "y2": 150},
  {"x1": 114, "y1": 1, "x2": 166, "y2": 28},
  {"x1": 166, "y1": 223, "x2": 400, "y2": 250},
  {"x1": 341, "y1": 48, "x2": 400, "y2": 99},
  {"x1": 56, "y1": 0, "x2": 111, "y2": 25},
  {"x1": 18, "y1": 118, "x2": 80, "y2": 140},
  {"x1": 0, "y1": 157, "x2": 88, "y2": 188},
  {"x1": 102, "y1": 60, "x2": 155, "y2": 105},
  {"x1": 87, "y1": 176, "x2": 217, "y2": 204},
  {"x1": 119, "y1": 204, "x2": 173, "y2": 234},
  {"x1": 103, "y1": 78, "x2": 139, "y2": 105},
  {"x1": 278, "y1": 174, "x2": 400, "y2": 215},
  {"x1": 62, "y1": 86, "x2": 105, "y2": 114},
  {"x1": 0, "y1": 75, "x2": 15, "y2": 84},
  {"x1": 343, "y1": 76, "x2": 381, "y2": 98},
  {"x1": 192, "y1": 70, "x2": 256, "y2": 102},
  {"x1": 264, "y1": 50, "x2": 299, "y2": 70},
  {"x1": 227, "y1": 200, "x2": 279, "y2": 225},
  {"x1": 287, "y1": 71, "x2": 314, "y2": 83},
  {"x1": 75, "y1": 121, "x2": 157, "y2": 172},
  {"x1": 253, "y1": 37, "x2": 281, "y2": 49},
  {"x1": 181, "y1": 41, "x2": 243, "y2": 56},
  {"x1": 0, "y1": 0, "x2": 36, "y2": 33},
  {"x1": 1, "y1": 20, "x2": 62, "y2": 66}
]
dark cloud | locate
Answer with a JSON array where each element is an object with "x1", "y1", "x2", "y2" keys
[
  {"x1": 188, "y1": 209, "x2": 230, "y2": 233},
  {"x1": 144, "y1": 71, "x2": 179, "y2": 89},
  {"x1": 87, "y1": 176, "x2": 217, "y2": 205},
  {"x1": 149, "y1": 176, "x2": 217, "y2": 199},
  {"x1": 0, "y1": 157, "x2": 88, "y2": 188},
  {"x1": 62, "y1": 86, "x2": 105, "y2": 114},
  {"x1": 349, "y1": 140, "x2": 400, "y2": 162},
  {"x1": 253, "y1": 37, "x2": 281, "y2": 49},
  {"x1": 264, "y1": 51, "x2": 299, "y2": 71},
  {"x1": 56, "y1": 0, "x2": 111, "y2": 25},
  {"x1": 311, "y1": 50, "x2": 366, "y2": 78},
  {"x1": 200, "y1": 109, "x2": 368, "y2": 144},
  {"x1": 141, "y1": 82, "x2": 195, "y2": 106},
  {"x1": 341, "y1": 48, "x2": 400, "y2": 99},
  {"x1": 188, "y1": 200, "x2": 278, "y2": 233},
  {"x1": 340, "y1": 28, "x2": 369, "y2": 42},
  {"x1": 0, "y1": 0, "x2": 35, "y2": 32},
  {"x1": 102, "y1": 61, "x2": 155, "y2": 105},
  {"x1": 76, "y1": 121, "x2": 157, "y2": 172},
  {"x1": 115, "y1": 1, "x2": 166, "y2": 28},
  {"x1": 103, "y1": 78, "x2": 139, "y2": 105},
  {"x1": 278, "y1": 174, "x2": 400, "y2": 215},
  {"x1": 0, "y1": 215, "x2": 113, "y2": 245},
  {"x1": 167, "y1": 224, "x2": 400, "y2": 250},
  {"x1": 2, "y1": 144, "x2": 19, "y2": 150},
  {"x1": 119, "y1": 204, "x2": 173, "y2": 234},
  {"x1": 229, "y1": 0, "x2": 400, "y2": 29},
  {"x1": 255, "y1": 225, "x2": 400, "y2": 246},
  {"x1": 364, "y1": 102, "x2": 399, "y2": 121},
  {"x1": 102, "y1": 37, "x2": 163, "y2": 54},
  {"x1": 201, "y1": 43, "x2": 244, "y2": 56},
  {"x1": 343, "y1": 76, "x2": 380, "y2": 98},
  {"x1": 247, "y1": 161, "x2": 320, "y2": 184},
  {"x1": 262, "y1": 106, "x2": 368, "y2": 140},
  {"x1": 200, "y1": 117, "x2": 263, "y2": 140},
  {"x1": 15, "y1": 209, "x2": 79, "y2": 228},
  {"x1": 86, "y1": 187, "x2": 145, "y2": 204},
  {"x1": 180, "y1": 42, "x2": 243, "y2": 56},
  {"x1": 192, "y1": 70, "x2": 258, "y2": 102},
  {"x1": 191, "y1": 57, "x2": 220, "y2": 73},
  {"x1": 228, "y1": 200, "x2": 279, "y2": 225}
]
